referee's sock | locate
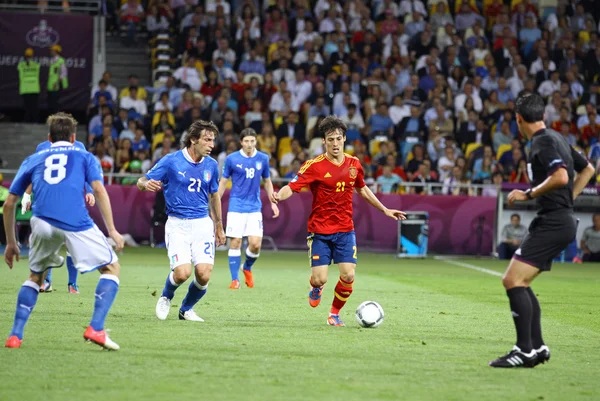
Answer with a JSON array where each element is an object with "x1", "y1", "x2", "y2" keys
[
  {"x1": 228, "y1": 249, "x2": 241, "y2": 281},
  {"x1": 506, "y1": 287, "x2": 533, "y2": 353},
  {"x1": 527, "y1": 287, "x2": 545, "y2": 349}
]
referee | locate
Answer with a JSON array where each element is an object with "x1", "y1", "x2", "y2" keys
[{"x1": 489, "y1": 94, "x2": 595, "y2": 368}]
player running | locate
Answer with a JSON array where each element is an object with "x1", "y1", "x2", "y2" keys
[
  {"x1": 21, "y1": 138, "x2": 95, "y2": 294},
  {"x1": 490, "y1": 94, "x2": 595, "y2": 368},
  {"x1": 271, "y1": 116, "x2": 406, "y2": 326},
  {"x1": 4, "y1": 113, "x2": 124, "y2": 350},
  {"x1": 217, "y1": 128, "x2": 279, "y2": 289},
  {"x1": 137, "y1": 120, "x2": 226, "y2": 322}
]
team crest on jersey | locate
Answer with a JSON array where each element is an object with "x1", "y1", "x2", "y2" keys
[
  {"x1": 256, "y1": 162, "x2": 262, "y2": 171},
  {"x1": 203, "y1": 171, "x2": 211, "y2": 182},
  {"x1": 349, "y1": 166, "x2": 357, "y2": 179}
]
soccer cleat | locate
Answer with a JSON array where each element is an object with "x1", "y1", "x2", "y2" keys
[
  {"x1": 327, "y1": 314, "x2": 345, "y2": 327},
  {"x1": 243, "y1": 269, "x2": 254, "y2": 288},
  {"x1": 83, "y1": 326, "x2": 119, "y2": 350},
  {"x1": 40, "y1": 280, "x2": 53, "y2": 293},
  {"x1": 489, "y1": 346, "x2": 537, "y2": 368},
  {"x1": 229, "y1": 279, "x2": 241, "y2": 290},
  {"x1": 308, "y1": 286, "x2": 324, "y2": 308},
  {"x1": 155, "y1": 296, "x2": 171, "y2": 320},
  {"x1": 5, "y1": 336, "x2": 22, "y2": 348},
  {"x1": 534, "y1": 345, "x2": 551, "y2": 366},
  {"x1": 68, "y1": 283, "x2": 80, "y2": 294},
  {"x1": 178, "y1": 309, "x2": 205, "y2": 322}
]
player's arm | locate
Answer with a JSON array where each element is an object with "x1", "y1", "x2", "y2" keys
[
  {"x1": 90, "y1": 181, "x2": 124, "y2": 252},
  {"x1": 217, "y1": 177, "x2": 229, "y2": 199},
  {"x1": 209, "y1": 166, "x2": 226, "y2": 246},
  {"x1": 355, "y1": 163, "x2": 406, "y2": 220},
  {"x1": 21, "y1": 183, "x2": 33, "y2": 214},
  {"x1": 218, "y1": 157, "x2": 232, "y2": 198},
  {"x1": 137, "y1": 156, "x2": 168, "y2": 192},
  {"x1": 356, "y1": 185, "x2": 406, "y2": 220},
  {"x1": 263, "y1": 177, "x2": 279, "y2": 218},
  {"x1": 271, "y1": 159, "x2": 316, "y2": 203},
  {"x1": 3, "y1": 194, "x2": 20, "y2": 268},
  {"x1": 571, "y1": 146, "x2": 595, "y2": 200}
]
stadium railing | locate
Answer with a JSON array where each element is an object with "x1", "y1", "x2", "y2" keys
[
  {"x1": 0, "y1": 0, "x2": 102, "y2": 13},
  {"x1": 0, "y1": 169, "x2": 498, "y2": 196}
]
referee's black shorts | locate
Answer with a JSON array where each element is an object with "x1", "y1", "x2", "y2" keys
[{"x1": 513, "y1": 210, "x2": 577, "y2": 271}]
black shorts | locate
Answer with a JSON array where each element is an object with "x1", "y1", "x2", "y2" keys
[{"x1": 513, "y1": 211, "x2": 577, "y2": 271}]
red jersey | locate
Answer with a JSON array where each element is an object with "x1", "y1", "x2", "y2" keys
[{"x1": 288, "y1": 154, "x2": 366, "y2": 235}]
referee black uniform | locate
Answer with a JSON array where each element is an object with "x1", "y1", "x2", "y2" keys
[{"x1": 514, "y1": 128, "x2": 589, "y2": 271}]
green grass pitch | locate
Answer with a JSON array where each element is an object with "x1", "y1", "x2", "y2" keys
[{"x1": 0, "y1": 248, "x2": 599, "y2": 401}]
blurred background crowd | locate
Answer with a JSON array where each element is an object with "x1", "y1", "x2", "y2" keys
[{"x1": 28, "y1": 0, "x2": 600, "y2": 194}]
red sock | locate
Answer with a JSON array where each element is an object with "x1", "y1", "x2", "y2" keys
[{"x1": 330, "y1": 277, "x2": 353, "y2": 315}]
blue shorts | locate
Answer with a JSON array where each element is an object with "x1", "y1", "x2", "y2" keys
[{"x1": 307, "y1": 231, "x2": 357, "y2": 267}]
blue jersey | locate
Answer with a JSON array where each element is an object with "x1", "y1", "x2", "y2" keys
[
  {"x1": 10, "y1": 141, "x2": 104, "y2": 232},
  {"x1": 222, "y1": 150, "x2": 270, "y2": 213},
  {"x1": 146, "y1": 148, "x2": 219, "y2": 219},
  {"x1": 36, "y1": 140, "x2": 93, "y2": 194}
]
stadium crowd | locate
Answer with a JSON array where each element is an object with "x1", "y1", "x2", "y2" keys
[{"x1": 84, "y1": 0, "x2": 600, "y2": 195}]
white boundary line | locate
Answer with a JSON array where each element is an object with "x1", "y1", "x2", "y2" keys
[{"x1": 434, "y1": 256, "x2": 504, "y2": 277}]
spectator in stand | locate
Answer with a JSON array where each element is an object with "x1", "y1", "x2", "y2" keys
[
  {"x1": 510, "y1": 158, "x2": 530, "y2": 184},
  {"x1": 152, "y1": 135, "x2": 176, "y2": 164},
  {"x1": 437, "y1": 146, "x2": 457, "y2": 183},
  {"x1": 493, "y1": 121, "x2": 513, "y2": 152},
  {"x1": 119, "y1": 119, "x2": 137, "y2": 143},
  {"x1": 367, "y1": 103, "x2": 394, "y2": 138},
  {"x1": 376, "y1": 165, "x2": 403, "y2": 194},
  {"x1": 497, "y1": 213, "x2": 527, "y2": 259},
  {"x1": 120, "y1": 75, "x2": 147, "y2": 101},
  {"x1": 90, "y1": 72, "x2": 117, "y2": 102},
  {"x1": 276, "y1": 112, "x2": 306, "y2": 147},
  {"x1": 173, "y1": 55, "x2": 203, "y2": 91},
  {"x1": 147, "y1": 4, "x2": 170, "y2": 36},
  {"x1": 120, "y1": 0, "x2": 145, "y2": 46},
  {"x1": 280, "y1": 139, "x2": 303, "y2": 175},
  {"x1": 284, "y1": 159, "x2": 302, "y2": 179},
  {"x1": 410, "y1": 159, "x2": 437, "y2": 194}
]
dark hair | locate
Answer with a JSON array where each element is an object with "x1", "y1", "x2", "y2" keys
[
  {"x1": 318, "y1": 116, "x2": 347, "y2": 138},
  {"x1": 240, "y1": 128, "x2": 257, "y2": 141},
  {"x1": 515, "y1": 94, "x2": 545, "y2": 123},
  {"x1": 99, "y1": 79, "x2": 107, "y2": 85},
  {"x1": 184, "y1": 120, "x2": 219, "y2": 147},
  {"x1": 129, "y1": 86, "x2": 138, "y2": 92},
  {"x1": 510, "y1": 213, "x2": 521, "y2": 220},
  {"x1": 47, "y1": 112, "x2": 77, "y2": 142}
]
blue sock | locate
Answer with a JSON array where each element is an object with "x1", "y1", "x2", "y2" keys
[
  {"x1": 180, "y1": 280, "x2": 207, "y2": 312},
  {"x1": 45, "y1": 268, "x2": 52, "y2": 282},
  {"x1": 228, "y1": 249, "x2": 241, "y2": 281},
  {"x1": 66, "y1": 255, "x2": 78, "y2": 285},
  {"x1": 10, "y1": 281, "x2": 40, "y2": 340},
  {"x1": 90, "y1": 274, "x2": 119, "y2": 331},
  {"x1": 243, "y1": 249, "x2": 259, "y2": 271},
  {"x1": 161, "y1": 271, "x2": 180, "y2": 299}
]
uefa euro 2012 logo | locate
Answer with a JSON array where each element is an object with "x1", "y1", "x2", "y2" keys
[{"x1": 26, "y1": 19, "x2": 60, "y2": 48}]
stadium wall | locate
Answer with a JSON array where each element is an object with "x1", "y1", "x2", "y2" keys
[{"x1": 89, "y1": 187, "x2": 496, "y2": 255}]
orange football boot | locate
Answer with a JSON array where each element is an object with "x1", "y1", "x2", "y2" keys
[
  {"x1": 229, "y1": 279, "x2": 241, "y2": 290},
  {"x1": 243, "y1": 269, "x2": 254, "y2": 288},
  {"x1": 5, "y1": 336, "x2": 22, "y2": 348}
]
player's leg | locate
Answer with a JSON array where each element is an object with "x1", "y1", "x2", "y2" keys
[
  {"x1": 156, "y1": 218, "x2": 193, "y2": 319},
  {"x1": 41, "y1": 268, "x2": 53, "y2": 292},
  {"x1": 307, "y1": 233, "x2": 332, "y2": 308},
  {"x1": 242, "y1": 212, "x2": 264, "y2": 288},
  {"x1": 66, "y1": 251, "x2": 79, "y2": 294},
  {"x1": 179, "y1": 217, "x2": 214, "y2": 321},
  {"x1": 63, "y1": 224, "x2": 120, "y2": 350},
  {"x1": 328, "y1": 231, "x2": 358, "y2": 327},
  {"x1": 6, "y1": 217, "x2": 64, "y2": 348},
  {"x1": 226, "y1": 212, "x2": 244, "y2": 289}
]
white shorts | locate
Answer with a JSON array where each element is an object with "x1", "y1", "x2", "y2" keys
[
  {"x1": 165, "y1": 216, "x2": 215, "y2": 269},
  {"x1": 226, "y1": 212, "x2": 263, "y2": 238},
  {"x1": 28, "y1": 216, "x2": 118, "y2": 274}
]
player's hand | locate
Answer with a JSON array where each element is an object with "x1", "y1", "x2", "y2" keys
[
  {"x1": 85, "y1": 193, "x2": 96, "y2": 207},
  {"x1": 109, "y1": 229, "x2": 125, "y2": 252},
  {"x1": 145, "y1": 179, "x2": 162, "y2": 192},
  {"x1": 507, "y1": 190, "x2": 528, "y2": 206},
  {"x1": 215, "y1": 227, "x2": 226, "y2": 246},
  {"x1": 271, "y1": 202, "x2": 280, "y2": 218},
  {"x1": 384, "y1": 209, "x2": 407, "y2": 220},
  {"x1": 270, "y1": 191, "x2": 279, "y2": 204},
  {"x1": 4, "y1": 243, "x2": 20, "y2": 269},
  {"x1": 21, "y1": 193, "x2": 32, "y2": 214}
]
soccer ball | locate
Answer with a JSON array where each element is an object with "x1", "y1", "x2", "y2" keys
[{"x1": 355, "y1": 301, "x2": 384, "y2": 328}]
